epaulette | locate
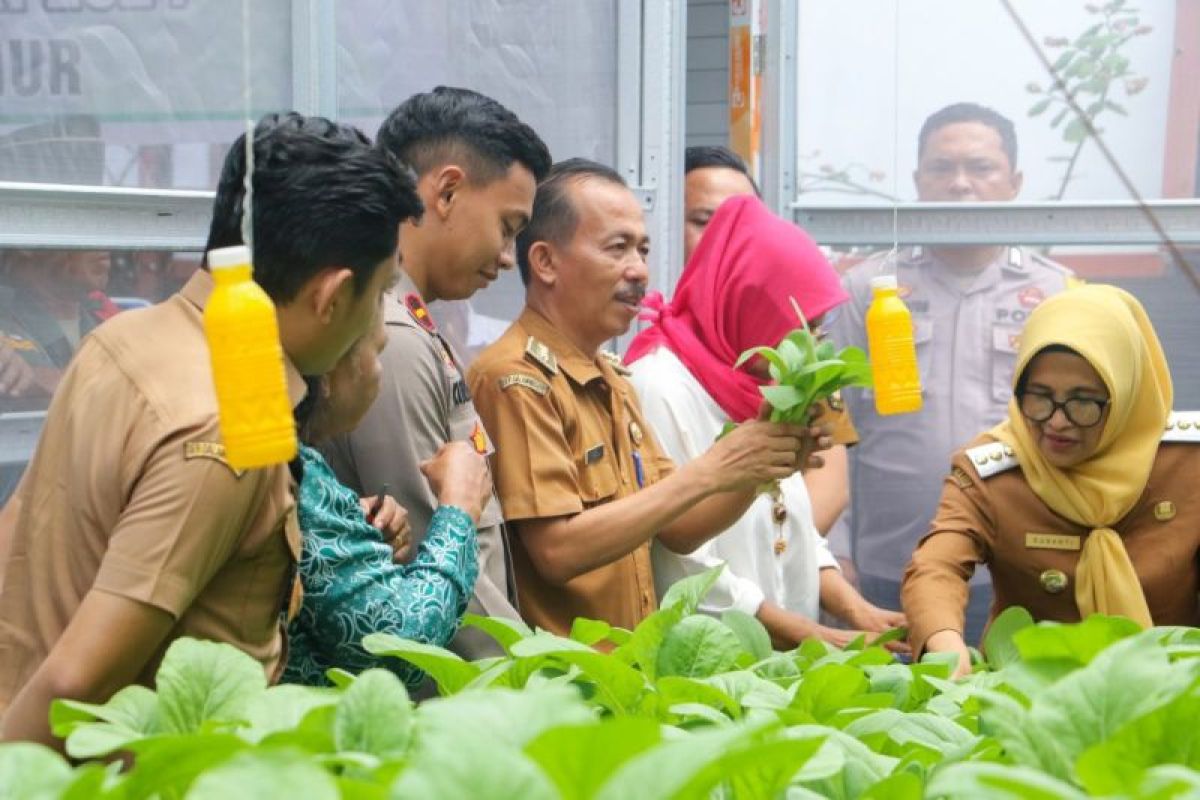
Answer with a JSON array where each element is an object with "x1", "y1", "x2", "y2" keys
[
  {"x1": 403, "y1": 292, "x2": 437, "y2": 334},
  {"x1": 1163, "y1": 411, "x2": 1200, "y2": 443},
  {"x1": 523, "y1": 336, "x2": 558, "y2": 375},
  {"x1": 964, "y1": 441, "x2": 1019, "y2": 478},
  {"x1": 599, "y1": 350, "x2": 630, "y2": 376}
]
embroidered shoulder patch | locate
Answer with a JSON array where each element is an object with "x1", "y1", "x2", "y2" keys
[
  {"x1": 949, "y1": 466, "x2": 973, "y2": 489},
  {"x1": 184, "y1": 441, "x2": 246, "y2": 477},
  {"x1": 599, "y1": 350, "x2": 631, "y2": 376},
  {"x1": 499, "y1": 373, "x2": 549, "y2": 396}
]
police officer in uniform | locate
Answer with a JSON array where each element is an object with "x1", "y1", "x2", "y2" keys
[
  {"x1": 468, "y1": 159, "x2": 824, "y2": 635},
  {"x1": 832, "y1": 103, "x2": 1076, "y2": 644},
  {"x1": 319, "y1": 88, "x2": 552, "y2": 661}
]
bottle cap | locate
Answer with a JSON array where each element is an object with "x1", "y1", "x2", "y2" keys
[
  {"x1": 869, "y1": 275, "x2": 898, "y2": 291},
  {"x1": 207, "y1": 245, "x2": 251, "y2": 270}
]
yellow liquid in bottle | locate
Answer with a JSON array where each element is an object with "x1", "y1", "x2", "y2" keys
[
  {"x1": 204, "y1": 247, "x2": 297, "y2": 470},
  {"x1": 865, "y1": 278, "x2": 923, "y2": 415}
]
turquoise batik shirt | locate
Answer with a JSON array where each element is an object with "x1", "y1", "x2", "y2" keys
[{"x1": 284, "y1": 446, "x2": 479, "y2": 688}]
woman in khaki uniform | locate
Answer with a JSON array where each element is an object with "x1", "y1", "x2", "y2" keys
[{"x1": 903, "y1": 285, "x2": 1200, "y2": 676}]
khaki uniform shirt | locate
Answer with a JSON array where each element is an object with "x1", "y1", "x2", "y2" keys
[
  {"x1": 902, "y1": 415, "x2": 1200, "y2": 655},
  {"x1": 468, "y1": 308, "x2": 675, "y2": 634},
  {"x1": 320, "y1": 274, "x2": 517, "y2": 660},
  {"x1": 0, "y1": 271, "x2": 305, "y2": 715},
  {"x1": 831, "y1": 246, "x2": 1074, "y2": 581}
]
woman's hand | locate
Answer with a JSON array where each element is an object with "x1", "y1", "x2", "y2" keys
[
  {"x1": 360, "y1": 494, "x2": 414, "y2": 563},
  {"x1": 844, "y1": 602, "x2": 907, "y2": 635},
  {"x1": 924, "y1": 629, "x2": 973, "y2": 679},
  {"x1": 420, "y1": 441, "x2": 492, "y2": 524}
]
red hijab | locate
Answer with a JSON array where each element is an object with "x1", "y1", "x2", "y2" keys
[{"x1": 625, "y1": 195, "x2": 848, "y2": 422}]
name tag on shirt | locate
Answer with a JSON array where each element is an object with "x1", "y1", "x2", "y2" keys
[{"x1": 1025, "y1": 532, "x2": 1081, "y2": 551}]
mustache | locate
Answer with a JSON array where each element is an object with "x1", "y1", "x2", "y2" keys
[{"x1": 614, "y1": 283, "x2": 647, "y2": 305}]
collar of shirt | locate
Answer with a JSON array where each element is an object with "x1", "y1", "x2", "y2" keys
[
  {"x1": 180, "y1": 269, "x2": 308, "y2": 408},
  {"x1": 918, "y1": 249, "x2": 1006, "y2": 297},
  {"x1": 517, "y1": 307, "x2": 604, "y2": 386}
]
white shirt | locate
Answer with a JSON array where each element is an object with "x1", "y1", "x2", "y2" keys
[{"x1": 628, "y1": 346, "x2": 838, "y2": 620}]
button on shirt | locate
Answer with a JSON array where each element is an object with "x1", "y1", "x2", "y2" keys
[
  {"x1": 831, "y1": 246, "x2": 1073, "y2": 582},
  {"x1": 0, "y1": 270, "x2": 305, "y2": 714},
  {"x1": 467, "y1": 308, "x2": 674, "y2": 634}
]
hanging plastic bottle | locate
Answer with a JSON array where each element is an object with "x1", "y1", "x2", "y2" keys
[
  {"x1": 865, "y1": 274, "x2": 923, "y2": 415},
  {"x1": 204, "y1": 245, "x2": 297, "y2": 469}
]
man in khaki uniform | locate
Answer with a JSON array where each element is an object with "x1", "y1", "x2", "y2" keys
[
  {"x1": 0, "y1": 113, "x2": 421, "y2": 748},
  {"x1": 469, "y1": 159, "x2": 824, "y2": 634},
  {"x1": 320, "y1": 87, "x2": 551, "y2": 660}
]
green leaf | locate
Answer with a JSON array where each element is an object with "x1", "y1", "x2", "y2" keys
[
  {"x1": 734, "y1": 345, "x2": 786, "y2": 373},
  {"x1": 1105, "y1": 99, "x2": 1128, "y2": 115},
  {"x1": 659, "y1": 564, "x2": 724, "y2": 615},
  {"x1": 525, "y1": 717, "x2": 663, "y2": 800},
  {"x1": 570, "y1": 617, "x2": 615, "y2": 646},
  {"x1": 657, "y1": 615, "x2": 744, "y2": 679},
  {"x1": 333, "y1": 669, "x2": 413, "y2": 758},
  {"x1": 54, "y1": 684, "x2": 160, "y2": 759},
  {"x1": 1052, "y1": 51, "x2": 1074, "y2": 71},
  {"x1": 1028, "y1": 637, "x2": 1196, "y2": 778},
  {"x1": 702, "y1": 670, "x2": 792, "y2": 711},
  {"x1": 655, "y1": 676, "x2": 742, "y2": 720},
  {"x1": 417, "y1": 685, "x2": 595, "y2": 750},
  {"x1": 510, "y1": 636, "x2": 647, "y2": 714},
  {"x1": 154, "y1": 637, "x2": 267, "y2": 735},
  {"x1": 186, "y1": 749, "x2": 340, "y2": 800},
  {"x1": 0, "y1": 743, "x2": 74, "y2": 800},
  {"x1": 394, "y1": 730, "x2": 559, "y2": 800},
  {"x1": 777, "y1": 338, "x2": 806, "y2": 373},
  {"x1": 1074, "y1": 689, "x2": 1200, "y2": 795},
  {"x1": 790, "y1": 663, "x2": 870, "y2": 724},
  {"x1": 1029, "y1": 97, "x2": 1052, "y2": 116},
  {"x1": 119, "y1": 732, "x2": 247, "y2": 798},
  {"x1": 844, "y1": 709, "x2": 978, "y2": 757},
  {"x1": 613, "y1": 605, "x2": 684, "y2": 680},
  {"x1": 1063, "y1": 116, "x2": 1089, "y2": 144},
  {"x1": 1136, "y1": 764, "x2": 1200, "y2": 798},
  {"x1": 926, "y1": 763, "x2": 1087, "y2": 799},
  {"x1": 860, "y1": 770, "x2": 924, "y2": 800},
  {"x1": 760, "y1": 384, "x2": 804, "y2": 412},
  {"x1": 983, "y1": 606, "x2": 1035, "y2": 669},
  {"x1": 362, "y1": 633, "x2": 481, "y2": 695},
  {"x1": 788, "y1": 726, "x2": 898, "y2": 800},
  {"x1": 721, "y1": 610, "x2": 773, "y2": 662},
  {"x1": 460, "y1": 613, "x2": 534, "y2": 652},
  {"x1": 1013, "y1": 614, "x2": 1140, "y2": 666},
  {"x1": 239, "y1": 683, "x2": 339, "y2": 745},
  {"x1": 1051, "y1": 107, "x2": 1070, "y2": 128},
  {"x1": 595, "y1": 721, "x2": 822, "y2": 800}
]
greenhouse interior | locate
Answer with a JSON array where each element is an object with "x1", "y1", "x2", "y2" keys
[{"x1": 1, "y1": 1, "x2": 1199, "y2": 797}]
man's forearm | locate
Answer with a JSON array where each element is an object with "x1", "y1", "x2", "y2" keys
[
  {"x1": 514, "y1": 460, "x2": 723, "y2": 585},
  {"x1": 656, "y1": 485, "x2": 757, "y2": 554}
]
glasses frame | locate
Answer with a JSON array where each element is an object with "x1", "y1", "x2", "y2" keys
[{"x1": 1016, "y1": 390, "x2": 1110, "y2": 428}]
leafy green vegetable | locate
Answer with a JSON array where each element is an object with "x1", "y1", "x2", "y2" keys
[
  {"x1": 10, "y1": 592, "x2": 1200, "y2": 798},
  {"x1": 734, "y1": 303, "x2": 872, "y2": 425}
]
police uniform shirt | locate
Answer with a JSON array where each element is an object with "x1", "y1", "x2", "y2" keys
[
  {"x1": 902, "y1": 417, "x2": 1200, "y2": 655},
  {"x1": 467, "y1": 307, "x2": 674, "y2": 634},
  {"x1": 831, "y1": 246, "x2": 1074, "y2": 582},
  {"x1": 0, "y1": 270, "x2": 304, "y2": 714},
  {"x1": 319, "y1": 272, "x2": 518, "y2": 660}
]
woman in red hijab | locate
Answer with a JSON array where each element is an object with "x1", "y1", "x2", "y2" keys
[{"x1": 626, "y1": 195, "x2": 905, "y2": 650}]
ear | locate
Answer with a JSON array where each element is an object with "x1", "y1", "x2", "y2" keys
[
  {"x1": 1009, "y1": 169, "x2": 1024, "y2": 199},
  {"x1": 309, "y1": 267, "x2": 356, "y2": 324},
  {"x1": 428, "y1": 164, "x2": 467, "y2": 222},
  {"x1": 527, "y1": 241, "x2": 557, "y2": 287}
]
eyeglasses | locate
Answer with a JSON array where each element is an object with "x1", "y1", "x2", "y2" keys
[{"x1": 1017, "y1": 390, "x2": 1109, "y2": 428}]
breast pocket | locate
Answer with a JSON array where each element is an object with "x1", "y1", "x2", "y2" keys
[
  {"x1": 991, "y1": 326, "x2": 1021, "y2": 404},
  {"x1": 575, "y1": 449, "x2": 620, "y2": 507}
]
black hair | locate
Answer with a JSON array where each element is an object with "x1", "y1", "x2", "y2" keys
[
  {"x1": 684, "y1": 145, "x2": 761, "y2": 196},
  {"x1": 376, "y1": 86, "x2": 551, "y2": 186},
  {"x1": 516, "y1": 158, "x2": 627, "y2": 286},
  {"x1": 917, "y1": 102, "x2": 1019, "y2": 170},
  {"x1": 1015, "y1": 343, "x2": 1079, "y2": 395},
  {"x1": 204, "y1": 112, "x2": 423, "y2": 303}
]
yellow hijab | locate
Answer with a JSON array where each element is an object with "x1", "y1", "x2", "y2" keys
[{"x1": 990, "y1": 285, "x2": 1172, "y2": 628}]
